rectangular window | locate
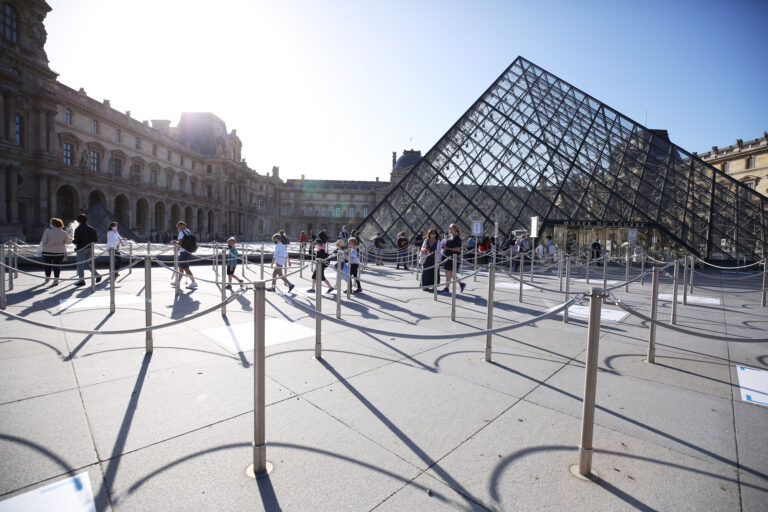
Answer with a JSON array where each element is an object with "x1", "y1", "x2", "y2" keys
[
  {"x1": 321, "y1": 207, "x2": 328, "y2": 217},
  {"x1": 722, "y1": 162, "x2": 729, "y2": 172},
  {"x1": 115, "y1": 129, "x2": 121, "y2": 143},
  {"x1": 206, "y1": 184, "x2": 213, "y2": 199},
  {"x1": 64, "y1": 108, "x2": 71, "y2": 124},
  {"x1": 14, "y1": 114, "x2": 23, "y2": 146},
  {"x1": 207, "y1": 164, "x2": 212, "y2": 174},
  {"x1": 348, "y1": 207, "x2": 355, "y2": 218},
  {"x1": 192, "y1": 161, "x2": 196, "y2": 170},
  {"x1": 335, "y1": 207, "x2": 341, "y2": 217},
  {"x1": 135, "y1": 137, "x2": 141, "y2": 149},
  {"x1": 114, "y1": 159, "x2": 123, "y2": 177},
  {"x1": 152, "y1": 144, "x2": 157, "y2": 156},
  {"x1": 167, "y1": 150, "x2": 171, "y2": 161},
  {"x1": 362, "y1": 207, "x2": 368, "y2": 217},
  {"x1": 90, "y1": 151, "x2": 99, "y2": 172},
  {"x1": 92, "y1": 119, "x2": 98, "y2": 134},
  {"x1": 746, "y1": 156, "x2": 755, "y2": 169},
  {"x1": 257, "y1": 199, "x2": 265, "y2": 213},
  {"x1": 304, "y1": 207, "x2": 313, "y2": 216},
  {"x1": 62, "y1": 143, "x2": 72, "y2": 165}
]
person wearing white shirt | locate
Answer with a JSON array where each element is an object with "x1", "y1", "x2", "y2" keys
[
  {"x1": 348, "y1": 237, "x2": 362, "y2": 293},
  {"x1": 106, "y1": 221, "x2": 129, "y2": 278},
  {"x1": 270, "y1": 234, "x2": 294, "y2": 293}
]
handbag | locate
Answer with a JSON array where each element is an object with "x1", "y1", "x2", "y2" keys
[
  {"x1": 35, "y1": 243, "x2": 42, "y2": 257},
  {"x1": 418, "y1": 250, "x2": 428, "y2": 266},
  {"x1": 341, "y1": 261, "x2": 349, "y2": 280}
]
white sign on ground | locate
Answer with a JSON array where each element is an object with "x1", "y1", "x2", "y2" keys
[
  {"x1": 200, "y1": 319, "x2": 316, "y2": 354},
  {"x1": 545, "y1": 304, "x2": 629, "y2": 322},
  {"x1": 58, "y1": 294, "x2": 145, "y2": 312},
  {"x1": 0, "y1": 472, "x2": 96, "y2": 512},
  {"x1": 658, "y1": 294, "x2": 721, "y2": 305},
  {"x1": 496, "y1": 282, "x2": 535, "y2": 291},
  {"x1": 736, "y1": 366, "x2": 768, "y2": 407},
  {"x1": 575, "y1": 279, "x2": 623, "y2": 286}
]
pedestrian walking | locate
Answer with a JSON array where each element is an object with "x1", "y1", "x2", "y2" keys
[
  {"x1": 373, "y1": 232, "x2": 385, "y2": 265},
  {"x1": 106, "y1": 222, "x2": 130, "y2": 279},
  {"x1": 73, "y1": 214, "x2": 102, "y2": 286},
  {"x1": 348, "y1": 237, "x2": 362, "y2": 293},
  {"x1": 440, "y1": 223, "x2": 466, "y2": 294},
  {"x1": 171, "y1": 221, "x2": 198, "y2": 289},
  {"x1": 419, "y1": 228, "x2": 441, "y2": 291},
  {"x1": 308, "y1": 238, "x2": 334, "y2": 293},
  {"x1": 39, "y1": 217, "x2": 71, "y2": 286},
  {"x1": 225, "y1": 237, "x2": 245, "y2": 290},
  {"x1": 269, "y1": 233, "x2": 295, "y2": 293},
  {"x1": 396, "y1": 231, "x2": 409, "y2": 270}
]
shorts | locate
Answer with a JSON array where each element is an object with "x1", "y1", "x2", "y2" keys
[
  {"x1": 226, "y1": 265, "x2": 236, "y2": 276},
  {"x1": 179, "y1": 250, "x2": 191, "y2": 270},
  {"x1": 443, "y1": 256, "x2": 460, "y2": 272}
]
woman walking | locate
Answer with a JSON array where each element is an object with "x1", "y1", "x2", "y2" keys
[
  {"x1": 40, "y1": 217, "x2": 71, "y2": 286},
  {"x1": 440, "y1": 223, "x2": 466, "y2": 294},
  {"x1": 419, "y1": 229, "x2": 441, "y2": 292}
]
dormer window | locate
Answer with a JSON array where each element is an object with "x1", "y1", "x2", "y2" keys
[{"x1": 1, "y1": 3, "x2": 18, "y2": 43}]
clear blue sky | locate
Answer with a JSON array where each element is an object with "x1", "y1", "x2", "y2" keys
[{"x1": 46, "y1": 0, "x2": 768, "y2": 181}]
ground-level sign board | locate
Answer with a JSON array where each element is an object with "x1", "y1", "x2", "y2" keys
[{"x1": 736, "y1": 366, "x2": 768, "y2": 407}]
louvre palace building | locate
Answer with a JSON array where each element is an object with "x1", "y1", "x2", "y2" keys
[{"x1": 0, "y1": 1, "x2": 391, "y2": 243}]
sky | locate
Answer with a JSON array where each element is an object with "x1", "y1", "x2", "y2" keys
[{"x1": 45, "y1": 0, "x2": 768, "y2": 182}]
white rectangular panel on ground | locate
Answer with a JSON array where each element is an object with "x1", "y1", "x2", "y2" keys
[
  {"x1": 200, "y1": 319, "x2": 316, "y2": 354},
  {"x1": 574, "y1": 278, "x2": 623, "y2": 285},
  {"x1": 657, "y1": 294, "x2": 721, "y2": 305},
  {"x1": 58, "y1": 294, "x2": 145, "y2": 312},
  {"x1": 0, "y1": 472, "x2": 95, "y2": 512},
  {"x1": 496, "y1": 282, "x2": 535, "y2": 291},
  {"x1": 736, "y1": 366, "x2": 768, "y2": 407},
  {"x1": 720, "y1": 270, "x2": 756, "y2": 275},
  {"x1": 545, "y1": 304, "x2": 629, "y2": 322}
]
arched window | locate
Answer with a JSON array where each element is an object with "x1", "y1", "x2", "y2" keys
[{"x1": 1, "y1": 3, "x2": 18, "y2": 43}]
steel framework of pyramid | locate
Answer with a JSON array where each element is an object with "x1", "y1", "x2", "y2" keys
[{"x1": 358, "y1": 57, "x2": 767, "y2": 261}]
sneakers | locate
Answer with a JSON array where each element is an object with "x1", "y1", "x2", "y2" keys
[
  {"x1": 52, "y1": 279, "x2": 59, "y2": 286},
  {"x1": 74, "y1": 280, "x2": 86, "y2": 287},
  {"x1": 95, "y1": 275, "x2": 102, "y2": 283},
  {"x1": 187, "y1": 282, "x2": 198, "y2": 289},
  {"x1": 354, "y1": 288, "x2": 363, "y2": 294},
  {"x1": 307, "y1": 289, "x2": 316, "y2": 293},
  {"x1": 459, "y1": 282, "x2": 466, "y2": 293},
  {"x1": 288, "y1": 284, "x2": 295, "y2": 293},
  {"x1": 225, "y1": 285, "x2": 232, "y2": 290},
  {"x1": 44, "y1": 278, "x2": 50, "y2": 284},
  {"x1": 439, "y1": 288, "x2": 450, "y2": 295},
  {"x1": 326, "y1": 287, "x2": 335, "y2": 294},
  {"x1": 171, "y1": 281, "x2": 179, "y2": 287}
]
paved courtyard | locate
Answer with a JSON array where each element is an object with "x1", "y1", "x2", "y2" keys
[{"x1": 0, "y1": 254, "x2": 767, "y2": 511}]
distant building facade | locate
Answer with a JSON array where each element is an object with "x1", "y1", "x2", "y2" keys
[
  {"x1": 698, "y1": 133, "x2": 768, "y2": 198},
  {"x1": 0, "y1": 0, "x2": 393, "y2": 242}
]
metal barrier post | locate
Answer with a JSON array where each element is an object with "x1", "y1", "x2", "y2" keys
[
  {"x1": 90, "y1": 243, "x2": 96, "y2": 291},
  {"x1": 648, "y1": 267, "x2": 659, "y2": 364},
  {"x1": 242, "y1": 242, "x2": 247, "y2": 278},
  {"x1": 530, "y1": 248, "x2": 535, "y2": 282},
  {"x1": 682, "y1": 257, "x2": 688, "y2": 305},
  {"x1": 12, "y1": 239, "x2": 18, "y2": 278},
  {"x1": 625, "y1": 248, "x2": 630, "y2": 293},
  {"x1": 640, "y1": 251, "x2": 645, "y2": 285},
  {"x1": 518, "y1": 250, "x2": 524, "y2": 303},
  {"x1": 689, "y1": 254, "x2": 694, "y2": 294},
  {"x1": 433, "y1": 251, "x2": 439, "y2": 302},
  {"x1": 145, "y1": 246, "x2": 153, "y2": 353},
  {"x1": 260, "y1": 243, "x2": 265, "y2": 280},
  {"x1": 335, "y1": 255, "x2": 342, "y2": 319},
  {"x1": 563, "y1": 257, "x2": 571, "y2": 323},
  {"x1": 299, "y1": 249, "x2": 304, "y2": 279},
  {"x1": 221, "y1": 248, "x2": 227, "y2": 316},
  {"x1": 762, "y1": 259, "x2": 767, "y2": 308},
  {"x1": 559, "y1": 249, "x2": 564, "y2": 291},
  {"x1": 473, "y1": 246, "x2": 477, "y2": 282},
  {"x1": 586, "y1": 251, "x2": 591, "y2": 284},
  {"x1": 7, "y1": 242, "x2": 12, "y2": 291},
  {"x1": 508, "y1": 247, "x2": 514, "y2": 276},
  {"x1": 109, "y1": 248, "x2": 116, "y2": 314},
  {"x1": 346, "y1": 249, "x2": 352, "y2": 299},
  {"x1": 484, "y1": 262, "x2": 495, "y2": 362},
  {"x1": 247, "y1": 280, "x2": 271, "y2": 478},
  {"x1": 450, "y1": 254, "x2": 458, "y2": 321},
  {"x1": 0, "y1": 244, "x2": 6, "y2": 310},
  {"x1": 128, "y1": 244, "x2": 133, "y2": 275},
  {"x1": 174, "y1": 244, "x2": 180, "y2": 295},
  {"x1": 671, "y1": 260, "x2": 679, "y2": 324},
  {"x1": 575, "y1": 287, "x2": 603, "y2": 479},
  {"x1": 314, "y1": 259, "x2": 322, "y2": 359},
  {"x1": 602, "y1": 253, "x2": 608, "y2": 293},
  {"x1": 212, "y1": 241, "x2": 217, "y2": 272}
]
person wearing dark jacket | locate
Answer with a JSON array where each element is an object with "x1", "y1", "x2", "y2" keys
[
  {"x1": 308, "y1": 239, "x2": 334, "y2": 293},
  {"x1": 73, "y1": 214, "x2": 101, "y2": 286}
]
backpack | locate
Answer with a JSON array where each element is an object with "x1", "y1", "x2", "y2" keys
[{"x1": 180, "y1": 230, "x2": 198, "y2": 253}]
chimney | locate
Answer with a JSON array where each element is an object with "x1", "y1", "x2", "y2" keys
[
  {"x1": 272, "y1": 165, "x2": 280, "y2": 178},
  {"x1": 376, "y1": 176, "x2": 379, "y2": 182},
  {"x1": 392, "y1": 151, "x2": 397, "y2": 170},
  {"x1": 103, "y1": 99, "x2": 111, "y2": 108}
]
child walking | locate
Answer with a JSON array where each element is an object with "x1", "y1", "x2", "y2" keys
[
  {"x1": 225, "y1": 237, "x2": 245, "y2": 290},
  {"x1": 270, "y1": 234, "x2": 295, "y2": 293},
  {"x1": 348, "y1": 237, "x2": 362, "y2": 293}
]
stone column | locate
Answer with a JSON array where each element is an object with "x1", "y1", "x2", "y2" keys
[
  {"x1": 8, "y1": 166, "x2": 19, "y2": 223},
  {"x1": 38, "y1": 108, "x2": 46, "y2": 152},
  {"x1": 48, "y1": 176, "x2": 58, "y2": 220},
  {"x1": 38, "y1": 172, "x2": 49, "y2": 224},
  {"x1": 0, "y1": 166, "x2": 7, "y2": 223}
]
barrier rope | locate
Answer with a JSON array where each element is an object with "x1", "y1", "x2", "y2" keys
[
  {"x1": 0, "y1": 289, "x2": 245, "y2": 335},
  {"x1": 279, "y1": 291, "x2": 585, "y2": 340},
  {"x1": 695, "y1": 257, "x2": 765, "y2": 270}
]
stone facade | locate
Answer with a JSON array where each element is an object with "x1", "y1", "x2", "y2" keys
[
  {"x1": 698, "y1": 133, "x2": 768, "y2": 198},
  {"x1": 0, "y1": 1, "x2": 392, "y2": 242}
]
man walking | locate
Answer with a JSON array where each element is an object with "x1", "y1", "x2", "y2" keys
[
  {"x1": 269, "y1": 233, "x2": 295, "y2": 293},
  {"x1": 171, "y1": 221, "x2": 198, "y2": 289},
  {"x1": 73, "y1": 213, "x2": 102, "y2": 287}
]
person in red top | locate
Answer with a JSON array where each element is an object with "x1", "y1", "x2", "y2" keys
[{"x1": 298, "y1": 231, "x2": 309, "y2": 255}]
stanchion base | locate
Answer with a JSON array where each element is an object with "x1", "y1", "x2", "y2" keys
[
  {"x1": 246, "y1": 461, "x2": 274, "y2": 479},
  {"x1": 643, "y1": 359, "x2": 655, "y2": 364},
  {"x1": 569, "y1": 464, "x2": 599, "y2": 482}
]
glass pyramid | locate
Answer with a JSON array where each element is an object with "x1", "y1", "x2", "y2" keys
[{"x1": 359, "y1": 57, "x2": 767, "y2": 261}]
